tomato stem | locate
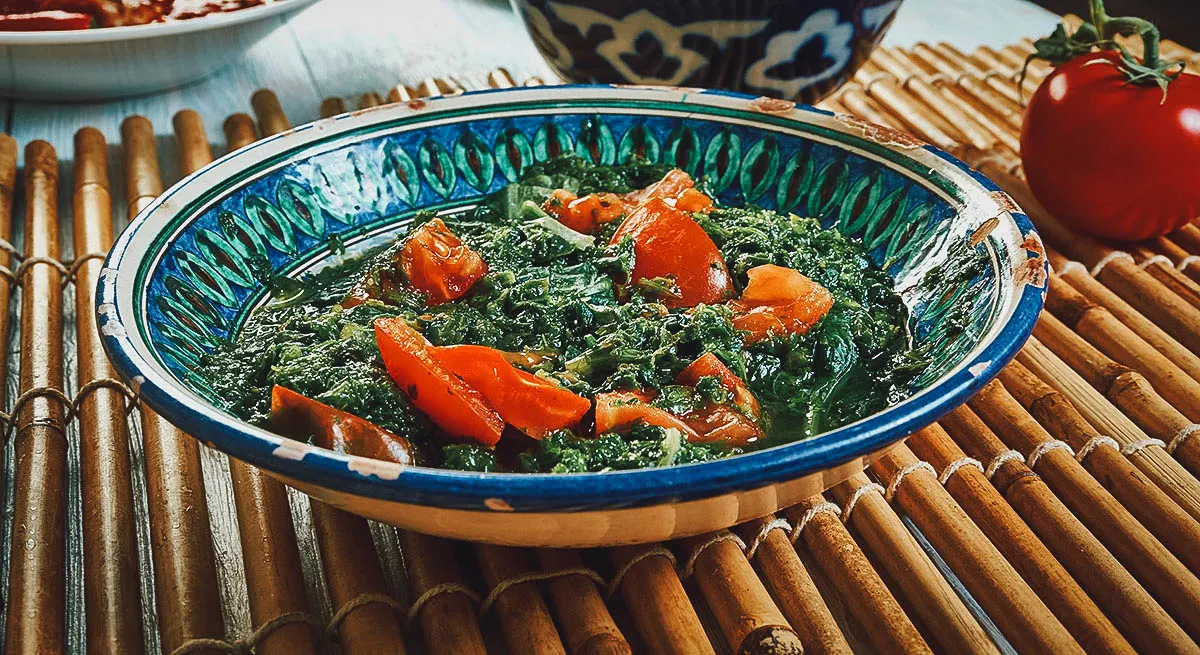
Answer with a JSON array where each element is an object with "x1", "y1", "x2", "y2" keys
[{"x1": 1088, "y1": 0, "x2": 1163, "y2": 70}]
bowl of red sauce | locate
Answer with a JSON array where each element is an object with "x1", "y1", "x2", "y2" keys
[{"x1": 0, "y1": 0, "x2": 319, "y2": 100}]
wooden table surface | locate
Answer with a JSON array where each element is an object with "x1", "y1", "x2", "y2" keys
[{"x1": 4, "y1": 0, "x2": 1058, "y2": 171}]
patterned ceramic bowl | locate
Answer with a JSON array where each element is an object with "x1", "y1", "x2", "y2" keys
[
  {"x1": 512, "y1": 0, "x2": 902, "y2": 103},
  {"x1": 99, "y1": 86, "x2": 1046, "y2": 547}
]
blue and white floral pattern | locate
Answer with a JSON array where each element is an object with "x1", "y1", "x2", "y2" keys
[{"x1": 515, "y1": 0, "x2": 903, "y2": 103}]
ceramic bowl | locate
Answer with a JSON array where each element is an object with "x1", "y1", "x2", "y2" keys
[
  {"x1": 0, "y1": 0, "x2": 319, "y2": 100},
  {"x1": 512, "y1": 0, "x2": 902, "y2": 103},
  {"x1": 99, "y1": 86, "x2": 1046, "y2": 547}
]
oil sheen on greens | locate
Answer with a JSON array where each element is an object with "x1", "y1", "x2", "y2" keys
[{"x1": 198, "y1": 156, "x2": 927, "y2": 473}]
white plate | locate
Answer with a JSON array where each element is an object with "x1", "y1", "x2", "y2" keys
[{"x1": 0, "y1": 0, "x2": 320, "y2": 100}]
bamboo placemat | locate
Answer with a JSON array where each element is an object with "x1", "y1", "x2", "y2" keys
[{"x1": 4, "y1": 18, "x2": 1200, "y2": 655}]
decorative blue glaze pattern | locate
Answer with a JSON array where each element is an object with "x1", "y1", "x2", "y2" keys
[{"x1": 145, "y1": 111, "x2": 990, "y2": 396}]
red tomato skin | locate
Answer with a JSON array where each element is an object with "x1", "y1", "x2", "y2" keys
[
  {"x1": 609, "y1": 198, "x2": 734, "y2": 308},
  {"x1": 544, "y1": 190, "x2": 627, "y2": 234},
  {"x1": 676, "y1": 352, "x2": 760, "y2": 420},
  {"x1": 399, "y1": 218, "x2": 488, "y2": 305},
  {"x1": 624, "y1": 169, "x2": 694, "y2": 206},
  {"x1": 593, "y1": 391, "x2": 701, "y2": 440},
  {"x1": 433, "y1": 344, "x2": 590, "y2": 438},
  {"x1": 1021, "y1": 52, "x2": 1200, "y2": 241},
  {"x1": 680, "y1": 404, "x2": 762, "y2": 448},
  {"x1": 270, "y1": 385, "x2": 415, "y2": 465},
  {"x1": 374, "y1": 318, "x2": 504, "y2": 446}
]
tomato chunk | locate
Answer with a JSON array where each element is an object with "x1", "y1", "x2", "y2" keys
[
  {"x1": 374, "y1": 318, "x2": 504, "y2": 446},
  {"x1": 342, "y1": 218, "x2": 487, "y2": 308},
  {"x1": 730, "y1": 265, "x2": 833, "y2": 343},
  {"x1": 270, "y1": 385, "x2": 415, "y2": 465},
  {"x1": 609, "y1": 198, "x2": 733, "y2": 308},
  {"x1": 594, "y1": 391, "x2": 700, "y2": 440},
  {"x1": 675, "y1": 188, "x2": 714, "y2": 213},
  {"x1": 434, "y1": 345, "x2": 590, "y2": 439},
  {"x1": 624, "y1": 169, "x2": 695, "y2": 206},
  {"x1": 676, "y1": 352, "x2": 760, "y2": 420},
  {"x1": 543, "y1": 190, "x2": 627, "y2": 234},
  {"x1": 680, "y1": 404, "x2": 763, "y2": 448}
]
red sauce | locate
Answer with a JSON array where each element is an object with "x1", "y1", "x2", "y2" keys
[{"x1": 0, "y1": 0, "x2": 272, "y2": 29}]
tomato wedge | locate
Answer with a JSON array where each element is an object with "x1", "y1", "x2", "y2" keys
[
  {"x1": 374, "y1": 318, "x2": 504, "y2": 447},
  {"x1": 270, "y1": 385, "x2": 415, "y2": 465},
  {"x1": 399, "y1": 218, "x2": 487, "y2": 306},
  {"x1": 675, "y1": 188, "x2": 714, "y2": 213},
  {"x1": 434, "y1": 345, "x2": 590, "y2": 439},
  {"x1": 680, "y1": 404, "x2": 763, "y2": 448},
  {"x1": 730, "y1": 265, "x2": 833, "y2": 343},
  {"x1": 676, "y1": 352, "x2": 760, "y2": 420},
  {"x1": 609, "y1": 198, "x2": 733, "y2": 308},
  {"x1": 624, "y1": 169, "x2": 695, "y2": 206},
  {"x1": 543, "y1": 189, "x2": 627, "y2": 234},
  {"x1": 594, "y1": 391, "x2": 700, "y2": 440}
]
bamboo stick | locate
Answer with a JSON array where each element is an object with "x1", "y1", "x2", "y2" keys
[
  {"x1": 220, "y1": 109, "x2": 318, "y2": 655},
  {"x1": 970, "y1": 379, "x2": 1200, "y2": 639},
  {"x1": 939, "y1": 405, "x2": 1198, "y2": 654},
  {"x1": 73, "y1": 127, "x2": 145, "y2": 654},
  {"x1": 853, "y1": 62, "x2": 962, "y2": 150},
  {"x1": 870, "y1": 48, "x2": 997, "y2": 150},
  {"x1": 870, "y1": 444, "x2": 1084, "y2": 655},
  {"x1": 1046, "y1": 271, "x2": 1200, "y2": 396},
  {"x1": 0, "y1": 135, "x2": 12, "y2": 516},
  {"x1": 731, "y1": 518, "x2": 852, "y2": 655},
  {"x1": 387, "y1": 85, "x2": 417, "y2": 103},
  {"x1": 123, "y1": 115, "x2": 226, "y2": 654},
  {"x1": 396, "y1": 531, "x2": 486, "y2": 655},
  {"x1": 226, "y1": 459, "x2": 317, "y2": 654},
  {"x1": 882, "y1": 46, "x2": 1020, "y2": 153},
  {"x1": 475, "y1": 544, "x2": 567, "y2": 655},
  {"x1": 309, "y1": 503, "x2": 406, "y2": 654},
  {"x1": 826, "y1": 473, "x2": 999, "y2": 655},
  {"x1": 536, "y1": 550, "x2": 630, "y2": 655},
  {"x1": 1016, "y1": 337, "x2": 1200, "y2": 521},
  {"x1": 935, "y1": 42, "x2": 1023, "y2": 105},
  {"x1": 608, "y1": 545, "x2": 714, "y2": 655},
  {"x1": 5, "y1": 139, "x2": 68, "y2": 655},
  {"x1": 1032, "y1": 311, "x2": 1200, "y2": 473},
  {"x1": 173, "y1": 110, "x2": 213, "y2": 176},
  {"x1": 1171, "y1": 224, "x2": 1200, "y2": 255},
  {"x1": 1046, "y1": 247, "x2": 1200, "y2": 383},
  {"x1": 908, "y1": 43, "x2": 1023, "y2": 130},
  {"x1": 998, "y1": 359, "x2": 1200, "y2": 570},
  {"x1": 676, "y1": 533, "x2": 802, "y2": 655},
  {"x1": 358, "y1": 92, "x2": 384, "y2": 109},
  {"x1": 223, "y1": 114, "x2": 258, "y2": 151},
  {"x1": 784, "y1": 496, "x2": 931, "y2": 654},
  {"x1": 251, "y1": 89, "x2": 292, "y2": 137},
  {"x1": 831, "y1": 84, "x2": 906, "y2": 128},
  {"x1": 320, "y1": 97, "x2": 347, "y2": 118},
  {"x1": 907, "y1": 425, "x2": 1133, "y2": 655},
  {"x1": 1133, "y1": 246, "x2": 1200, "y2": 310}
]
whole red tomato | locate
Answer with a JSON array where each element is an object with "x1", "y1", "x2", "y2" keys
[{"x1": 1021, "y1": 52, "x2": 1200, "y2": 241}]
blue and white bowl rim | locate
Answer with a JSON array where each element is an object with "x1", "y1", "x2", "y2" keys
[{"x1": 99, "y1": 84, "x2": 1047, "y2": 512}]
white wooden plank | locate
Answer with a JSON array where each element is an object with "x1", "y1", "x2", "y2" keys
[
  {"x1": 885, "y1": 0, "x2": 1058, "y2": 49},
  {"x1": 284, "y1": 0, "x2": 554, "y2": 101}
]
